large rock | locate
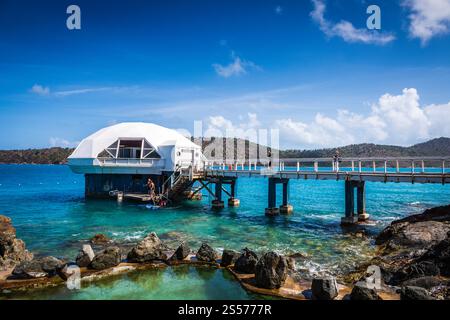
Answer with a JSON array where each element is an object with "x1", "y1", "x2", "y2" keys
[
  {"x1": 311, "y1": 277, "x2": 339, "y2": 300},
  {"x1": 90, "y1": 234, "x2": 110, "y2": 245},
  {"x1": 89, "y1": 246, "x2": 121, "y2": 270},
  {"x1": 255, "y1": 252, "x2": 288, "y2": 289},
  {"x1": 75, "y1": 244, "x2": 95, "y2": 267},
  {"x1": 402, "y1": 276, "x2": 445, "y2": 290},
  {"x1": 170, "y1": 242, "x2": 190, "y2": 261},
  {"x1": 350, "y1": 282, "x2": 382, "y2": 300},
  {"x1": 220, "y1": 249, "x2": 240, "y2": 267},
  {"x1": 127, "y1": 232, "x2": 167, "y2": 263},
  {"x1": 234, "y1": 248, "x2": 258, "y2": 274},
  {"x1": 401, "y1": 286, "x2": 436, "y2": 300},
  {"x1": 376, "y1": 221, "x2": 450, "y2": 248},
  {"x1": 196, "y1": 243, "x2": 217, "y2": 262},
  {"x1": 12, "y1": 256, "x2": 65, "y2": 279},
  {"x1": 0, "y1": 215, "x2": 33, "y2": 270}
]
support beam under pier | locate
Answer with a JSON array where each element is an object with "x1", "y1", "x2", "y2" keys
[
  {"x1": 212, "y1": 179, "x2": 224, "y2": 209},
  {"x1": 265, "y1": 178, "x2": 293, "y2": 216},
  {"x1": 341, "y1": 180, "x2": 369, "y2": 225}
]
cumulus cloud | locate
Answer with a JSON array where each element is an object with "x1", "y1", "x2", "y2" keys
[
  {"x1": 310, "y1": 0, "x2": 396, "y2": 45},
  {"x1": 403, "y1": 0, "x2": 450, "y2": 45},
  {"x1": 213, "y1": 52, "x2": 261, "y2": 78},
  {"x1": 205, "y1": 88, "x2": 450, "y2": 149},
  {"x1": 49, "y1": 137, "x2": 79, "y2": 148},
  {"x1": 30, "y1": 84, "x2": 50, "y2": 96},
  {"x1": 205, "y1": 113, "x2": 261, "y2": 140}
]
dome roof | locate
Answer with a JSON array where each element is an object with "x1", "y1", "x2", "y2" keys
[{"x1": 69, "y1": 122, "x2": 199, "y2": 159}]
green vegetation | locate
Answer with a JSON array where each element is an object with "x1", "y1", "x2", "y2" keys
[{"x1": 0, "y1": 148, "x2": 74, "y2": 164}]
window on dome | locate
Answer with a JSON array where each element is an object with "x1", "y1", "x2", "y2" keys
[{"x1": 98, "y1": 138, "x2": 160, "y2": 159}]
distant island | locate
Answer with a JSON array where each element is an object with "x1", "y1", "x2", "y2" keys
[{"x1": 0, "y1": 137, "x2": 449, "y2": 165}]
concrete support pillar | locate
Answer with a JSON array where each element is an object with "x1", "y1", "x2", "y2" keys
[
  {"x1": 212, "y1": 179, "x2": 224, "y2": 209},
  {"x1": 265, "y1": 178, "x2": 279, "y2": 216},
  {"x1": 341, "y1": 180, "x2": 358, "y2": 225},
  {"x1": 341, "y1": 180, "x2": 369, "y2": 225},
  {"x1": 279, "y1": 180, "x2": 293, "y2": 214},
  {"x1": 356, "y1": 181, "x2": 369, "y2": 221},
  {"x1": 228, "y1": 179, "x2": 240, "y2": 207}
]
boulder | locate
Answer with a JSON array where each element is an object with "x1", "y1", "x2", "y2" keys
[
  {"x1": 12, "y1": 256, "x2": 65, "y2": 279},
  {"x1": 89, "y1": 246, "x2": 121, "y2": 270},
  {"x1": 350, "y1": 282, "x2": 382, "y2": 300},
  {"x1": 196, "y1": 243, "x2": 217, "y2": 263},
  {"x1": 254, "y1": 252, "x2": 288, "y2": 289},
  {"x1": 402, "y1": 276, "x2": 444, "y2": 290},
  {"x1": 220, "y1": 249, "x2": 240, "y2": 267},
  {"x1": 234, "y1": 248, "x2": 258, "y2": 274},
  {"x1": 0, "y1": 215, "x2": 33, "y2": 270},
  {"x1": 127, "y1": 232, "x2": 167, "y2": 263},
  {"x1": 376, "y1": 221, "x2": 450, "y2": 248},
  {"x1": 169, "y1": 242, "x2": 190, "y2": 261},
  {"x1": 75, "y1": 244, "x2": 95, "y2": 267},
  {"x1": 90, "y1": 234, "x2": 110, "y2": 245},
  {"x1": 311, "y1": 277, "x2": 339, "y2": 300},
  {"x1": 401, "y1": 286, "x2": 436, "y2": 300},
  {"x1": 286, "y1": 257, "x2": 296, "y2": 271}
]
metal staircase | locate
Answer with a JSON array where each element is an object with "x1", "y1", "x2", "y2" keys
[{"x1": 162, "y1": 165, "x2": 198, "y2": 202}]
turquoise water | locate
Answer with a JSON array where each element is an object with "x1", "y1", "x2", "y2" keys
[
  {"x1": 1, "y1": 265, "x2": 259, "y2": 300},
  {"x1": 0, "y1": 164, "x2": 449, "y2": 298}
]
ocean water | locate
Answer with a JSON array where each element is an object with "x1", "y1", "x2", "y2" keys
[{"x1": 1, "y1": 164, "x2": 449, "y2": 299}]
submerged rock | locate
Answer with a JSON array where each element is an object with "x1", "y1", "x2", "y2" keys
[
  {"x1": 75, "y1": 244, "x2": 95, "y2": 268},
  {"x1": 90, "y1": 234, "x2": 110, "y2": 245},
  {"x1": 234, "y1": 248, "x2": 258, "y2": 274},
  {"x1": 12, "y1": 256, "x2": 65, "y2": 279},
  {"x1": 350, "y1": 282, "x2": 381, "y2": 300},
  {"x1": 0, "y1": 215, "x2": 33, "y2": 270},
  {"x1": 255, "y1": 252, "x2": 288, "y2": 289},
  {"x1": 169, "y1": 242, "x2": 190, "y2": 261},
  {"x1": 311, "y1": 277, "x2": 339, "y2": 300},
  {"x1": 401, "y1": 286, "x2": 436, "y2": 300},
  {"x1": 127, "y1": 232, "x2": 167, "y2": 263},
  {"x1": 196, "y1": 243, "x2": 217, "y2": 263},
  {"x1": 89, "y1": 246, "x2": 121, "y2": 270},
  {"x1": 220, "y1": 249, "x2": 240, "y2": 267}
]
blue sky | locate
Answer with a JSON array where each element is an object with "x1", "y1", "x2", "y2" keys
[{"x1": 1, "y1": 0, "x2": 450, "y2": 149}]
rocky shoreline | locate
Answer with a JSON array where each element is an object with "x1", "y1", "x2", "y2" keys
[{"x1": 1, "y1": 205, "x2": 450, "y2": 300}]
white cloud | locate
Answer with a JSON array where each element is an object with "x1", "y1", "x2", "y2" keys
[
  {"x1": 213, "y1": 52, "x2": 261, "y2": 78},
  {"x1": 403, "y1": 0, "x2": 450, "y2": 45},
  {"x1": 204, "y1": 88, "x2": 450, "y2": 149},
  {"x1": 310, "y1": 0, "x2": 396, "y2": 45},
  {"x1": 30, "y1": 84, "x2": 50, "y2": 96},
  {"x1": 205, "y1": 113, "x2": 261, "y2": 141},
  {"x1": 54, "y1": 87, "x2": 112, "y2": 97},
  {"x1": 49, "y1": 137, "x2": 79, "y2": 148}
]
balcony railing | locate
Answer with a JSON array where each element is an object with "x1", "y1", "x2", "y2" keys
[{"x1": 97, "y1": 158, "x2": 165, "y2": 167}]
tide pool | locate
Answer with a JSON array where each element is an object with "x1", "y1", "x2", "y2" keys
[{"x1": 0, "y1": 164, "x2": 449, "y2": 298}]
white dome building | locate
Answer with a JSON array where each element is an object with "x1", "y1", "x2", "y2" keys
[{"x1": 68, "y1": 122, "x2": 205, "y2": 198}]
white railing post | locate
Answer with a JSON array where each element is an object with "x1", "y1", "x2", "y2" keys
[
  {"x1": 351, "y1": 160, "x2": 354, "y2": 171},
  {"x1": 373, "y1": 161, "x2": 376, "y2": 172},
  {"x1": 314, "y1": 161, "x2": 318, "y2": 172},
  {"x1": 384, "y1": 160, "x2": 387, "y2": 174},
  {"x1": 358, "y1": 161, "x2": 362, "y2": 173},
  {"x1": 411, "y1": 161, "x2": 415, "y2": 174},
  {"x1": 421, "y1": 160, "x2": 425, "y2": 173},
  {"x1": 297, "y1": 162, "x2": 300, "y2": 172},
  {"x1": 396, "y1": 160, "x2": 400, "y2": 173},
  {"x1": 443, "y1": 161, "x2": 446, "y2": 174}
]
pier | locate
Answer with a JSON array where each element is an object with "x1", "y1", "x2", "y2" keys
[{"x1": 187, "y1": 157, "x2": 450, "y2": 225}]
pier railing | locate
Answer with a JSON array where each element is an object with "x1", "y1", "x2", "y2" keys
[{"x1": 203, "y1": 157, "x2": 450, "y2": 174}]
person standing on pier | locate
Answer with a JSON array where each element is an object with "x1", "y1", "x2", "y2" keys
[
  {"x1": 333, "y1": 150, "x2": 341, "y2": 172},
  {"x1": 147, "y1": 177, "x2": 155, "y2": 199},
  {"x1": 268, "y1": 149, "x2": 272, "y2": 169}
]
